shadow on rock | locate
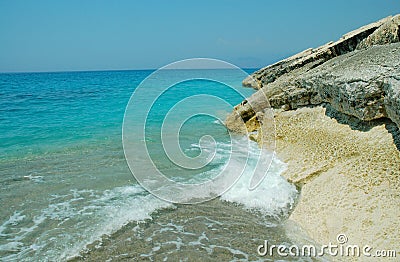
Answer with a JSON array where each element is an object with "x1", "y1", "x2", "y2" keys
[{"x1": 324, "y1": 103, "x2": 400, "y2": 151}]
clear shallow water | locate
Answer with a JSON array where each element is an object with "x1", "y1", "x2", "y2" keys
[{"x1": 0, "y1": 69, "x2": 299, "y2": 261}]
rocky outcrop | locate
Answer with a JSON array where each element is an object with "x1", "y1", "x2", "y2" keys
[
  {"x1": 384, "y1": 76, "x2": 400, "y2": 129},
  {"x1": 301, "y1": 43, "x2": 400, "y2": 123},
  {"x1": 242, "y1": 14, "x2": 400, "y2": 90},
  {"x1": 226, "y1": 14, "x2": 400, "y2": 255},
  {"x1": 357, "y1": 15, "x2": 400, "y2": 49},
  {"x1": 227, "y1": 15, "x2": 400, "y2": 133},
  {"x1": 227, "y1": 43, "x2": 400, "y2": 132},
  {"x1": 225, "y1": 15, "x2": 400, "y2": 254}
]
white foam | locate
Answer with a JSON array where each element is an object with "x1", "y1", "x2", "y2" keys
[
  {"x1": 0, "y1": 211, "x2": 26, "y2": 237},
  {"x1": 220, "y1": 142, "x2": 298, "y2": 218},
  {"x1": 23, "y1": 175, "x2": 44, "y2": 183},
  {"x1": 212, "y1": 119, "x2": 223, "y2": 125},
  {"x1": 0, "y1": 185, "x2": 172, "y2": 261},
  {"x1": 61, "y1": 185, "x2": 173, "y2": 260},
  {"x1": 0, "y1": 137, "x2": 297, "y2": 260},
  {"x1": 178, "y1": 136, "x2": 298, "y2": 217}
]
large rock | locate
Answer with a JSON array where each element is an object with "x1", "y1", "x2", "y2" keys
[
  {"x1": 227, "y1": 14, "x2": 400, "y2": 253},
  {"x1": 226, "y1": 43, "x2": 400, "y2": 132},
  {"x1": 242, "y1": 15, "x2": 394, "y2": 89},
  {"x1": 301, "y1": 43, "x2": 400, "y2": 122},
  {"x1": 384, "y1": 76, "x2": 400, "y2": 128},
  {"x1": 357, "y1": 14, "x2": 400, "y2": 49}
]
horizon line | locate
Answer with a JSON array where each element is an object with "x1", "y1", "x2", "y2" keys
[{"x1": 0, "y1": 67, "x2": 261, "y2": 75}]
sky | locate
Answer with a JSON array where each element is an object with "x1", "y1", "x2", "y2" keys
[{"x1": 0, "y1": 0, "x2": 399, "y2": 72}]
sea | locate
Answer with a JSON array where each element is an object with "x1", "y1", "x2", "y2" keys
[{"x1": 0, "y1": 66, "x2": 305, "y2": 261}]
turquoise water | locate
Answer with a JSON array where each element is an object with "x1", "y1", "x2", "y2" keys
[{"x1": 0, "y1": 69, "x2": 298, "y2": 260}]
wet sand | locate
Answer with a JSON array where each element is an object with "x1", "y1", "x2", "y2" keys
[{"x1": 70, "y1": 199, "x2": 317, "y2": 261}]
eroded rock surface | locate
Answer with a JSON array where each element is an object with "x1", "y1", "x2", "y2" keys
[
  {"x1": 227, "y1": 14, "x2": 400, "y2": 133},
  {"x1": 301, "y1": 43, "x2": 400, "y2": 123},
  {"x1": 357, "y1": 14, "x2": 400, "y2": 49},
  {"x1": 242, "y1": 15, "x2": 399, "y2": 89}
]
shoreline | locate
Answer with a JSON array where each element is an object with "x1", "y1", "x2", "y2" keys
[{"x1": 225, "y1": 14, "x2": 400, "y2": 258}]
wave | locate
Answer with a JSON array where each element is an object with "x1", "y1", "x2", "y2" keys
[
  {"x1": 0, "y1": 185, "x2": 172, "y2": 261},
  {"x1": 184, "y1": 136, "x2": 298, "y2": 217},
  {"x1": 0, "y1": 137, "x2": 297, "y2": 261}
]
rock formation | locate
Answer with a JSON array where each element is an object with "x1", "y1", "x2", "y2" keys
[
  {"x1": 357, "y1": 15, "x2": 400, "y2": 49},
  {"x1": 225, "y1": 13, "x2": 400, "y2": 254},
  {"x1": 242, "y1": 15, "x2": 400, "y2": 89},
  {"x1": 226, "y1": 14, "x2": 400, "y2": 132}
]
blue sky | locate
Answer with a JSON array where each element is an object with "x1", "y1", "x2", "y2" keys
[{"x1": 0, "y1": 0, "x2": 398, "y2": 72}]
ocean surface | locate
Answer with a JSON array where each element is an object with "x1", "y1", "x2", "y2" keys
[{"x1": 0, "y1": 68, "x2": 301, "y2": 261}]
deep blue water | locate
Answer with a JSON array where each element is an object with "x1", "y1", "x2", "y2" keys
[{"x1": 0, "y1": 70, "x2": 143, "y2": 156}]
